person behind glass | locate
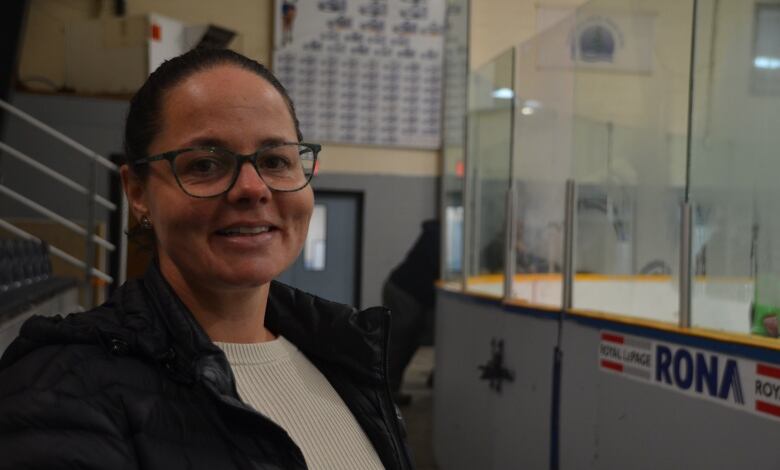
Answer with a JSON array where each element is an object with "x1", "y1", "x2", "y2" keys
[
  {"x1": 383, "y1": 219, "x2": 440, "y2": 405},
  {"x1": 0, "y1": 49, "x2": 412, "y2": 470}
]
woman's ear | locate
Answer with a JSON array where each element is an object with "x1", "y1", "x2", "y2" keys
[{"x1": 120, "y1": 165, "x2": 149, "y2": 222}]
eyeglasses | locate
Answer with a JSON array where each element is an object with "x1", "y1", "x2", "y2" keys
[{"x1": 132, "y1": 142, "x2": 321, "y2": 198}]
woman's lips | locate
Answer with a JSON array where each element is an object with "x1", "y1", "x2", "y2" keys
[
  {"x1": 213, "y1": 226, "x2": 278, "y2": 248},
  {"x1": 215, "y1": 225, "x2": 274, "y2": 236}
]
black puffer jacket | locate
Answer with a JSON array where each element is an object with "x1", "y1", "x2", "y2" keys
[{"x1": 0, "y1": 264, "x2": 413, "y2": 469}]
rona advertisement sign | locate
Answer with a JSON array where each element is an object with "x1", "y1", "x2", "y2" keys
[{"x1": 599, "y1": 331, "x2": 780, "y2": 421}]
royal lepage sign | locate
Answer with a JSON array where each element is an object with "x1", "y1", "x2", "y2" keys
[{"x1": 599, "y1": 331, "x2": 780, "y2": 421}]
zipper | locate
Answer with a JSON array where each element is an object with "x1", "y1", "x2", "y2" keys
[
  {"x1": 380, "y1": 310, "x2": 413, "y2": 470},
  {"x1": 199, "y1": 365, "x2": 308, "y2": 469}
]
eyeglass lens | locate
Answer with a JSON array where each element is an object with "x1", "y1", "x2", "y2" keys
[{"x1": 173, "y1": 144, "x2": 315, "y2": 196}]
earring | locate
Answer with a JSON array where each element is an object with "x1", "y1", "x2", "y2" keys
[{"x1": 140, "y1": 215, "x2": 153, "y2": 230}]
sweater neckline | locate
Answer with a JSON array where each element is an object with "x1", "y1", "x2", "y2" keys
[{"x1": 214, "y1": 335, "x2": 296, "y2": 365}]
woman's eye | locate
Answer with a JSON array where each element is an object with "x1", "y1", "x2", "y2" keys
[
  {"x1": 192, "y1": 159, "x2": 219, "y2": 172},
  {"x1": 182, "y1": 156, "x2": 228, "y2": 176},
  {"x1": 258, "y1": 155, "x2": 292, "y2": 171}
]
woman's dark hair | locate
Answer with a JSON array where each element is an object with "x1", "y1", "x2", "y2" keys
[{"x1": 124, "y1": 48, "x2": 302, "y2": 177}]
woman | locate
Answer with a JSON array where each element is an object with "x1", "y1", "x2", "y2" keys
[{"x1": 0, "y1": 49, "x2": 412, "y2": 469}]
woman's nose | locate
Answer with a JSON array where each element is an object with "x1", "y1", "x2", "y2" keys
[{"x1": 226, "y1": 162, "x2": 271, "y2": 202}]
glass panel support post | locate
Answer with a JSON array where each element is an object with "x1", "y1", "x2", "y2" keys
[
  {"x1": 679, "y1": 201, "x2": 693, "y2": 328},
  {"x1": 562, "y1": 179, "x2": 576, "y2": 310},
  {"x1": 461, "y1": 137, "x2": 473, "y2": 292},
  {"x1": 503, "y1": 184, "x2": 517, "y2": 301}
]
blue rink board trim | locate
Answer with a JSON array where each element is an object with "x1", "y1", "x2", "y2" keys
[
  {"x1": 566, "y1": 313, "x2": 780, "y2": 364},
  {"x1": 503, "y1": 302, "x2": 561, "y2": 321},
  {"x1": 437, "y1": 288, "x2": 560, "y2": 321}
]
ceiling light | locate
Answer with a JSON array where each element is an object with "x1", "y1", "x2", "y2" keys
[
  {"x1": 755, "y1": 56, "x2": 780, "y2": 69},
  {"x1": 492, "y1": 87, "x2": 514, "y2": 99}
]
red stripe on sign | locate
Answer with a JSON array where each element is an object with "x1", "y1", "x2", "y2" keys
[
  {"x1": 601, "y1": 333, "x2": 624, "y2": 344},
  {"x1": 757, "y1": 363, "x2": 780, "y2": 380},
  {"x1": 151, "y1": 24, "x2": 161, "y2": 41},
  {"x1": 756, "y1": 400, "x2": 780, "y2": 418},
  {"x1": 601, "y1": 360, "x2": 623, "y2": 372}
]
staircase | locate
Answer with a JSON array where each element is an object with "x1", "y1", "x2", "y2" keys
[{"x1": 0, "y1": 97, "x2": 128, "y2": 311}]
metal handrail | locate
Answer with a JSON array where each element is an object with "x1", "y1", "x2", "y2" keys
[
  {"x1": 0, "y1": 99, "x2": 118, "y2": 172},
  {"x1": 0, "y1": 141, "x2": 116, "y2": 211},
  {"x1": 0, "y1": 218, "x2": 112, "y2": 283},
  {"x1": 0, "y1": 184, "x2": 115, "y2": 251},
  {"x1": 0, "y1": 98, "x2": 128, "y2": 298}
]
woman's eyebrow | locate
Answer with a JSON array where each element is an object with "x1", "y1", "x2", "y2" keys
[
  {"x1": 257, "y1": 137, "x2": 289, "y2": 147},
  {"x1": 185, "y1": 137, "x2": 292, "y2": 150},
  {"x1": 187, "y1": 137, "x2": 230, "y2": 148}
]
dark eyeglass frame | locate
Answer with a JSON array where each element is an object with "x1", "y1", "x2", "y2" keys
[{"x1": 131, "y1": 142, "x2": 321, "y2": 198}]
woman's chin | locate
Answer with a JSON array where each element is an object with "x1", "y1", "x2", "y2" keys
[{"x1": 210, "y1": 264, "x2": 281, "y2": 289}]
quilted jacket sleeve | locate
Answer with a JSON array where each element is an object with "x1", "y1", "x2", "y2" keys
[{"x1": 0, "y1": 344, "x2": 139, "y2": 469}]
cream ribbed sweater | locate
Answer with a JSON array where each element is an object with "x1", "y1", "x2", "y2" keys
[{"x1": 215, "y1": 336, "x2": 385, "y2": 470}]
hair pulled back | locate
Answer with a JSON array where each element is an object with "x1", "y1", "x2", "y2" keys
[{"x1": 123, "y1": 48, "x2": 302, "y2": 177}]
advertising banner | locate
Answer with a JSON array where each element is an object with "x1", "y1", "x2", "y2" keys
[{"x1": 599, "y1": 330, "x2": 780, "y2": 421}]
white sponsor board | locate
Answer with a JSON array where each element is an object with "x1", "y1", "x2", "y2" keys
[{"x1": 599, "y1": 331, "x2": 780, "y2": 421}]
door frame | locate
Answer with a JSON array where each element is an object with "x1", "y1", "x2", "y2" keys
[{"x1": 313, "y1": 189, "x2": 364, "y2": 307}]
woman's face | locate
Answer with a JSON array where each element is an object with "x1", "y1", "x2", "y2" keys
[{"x1": 123, "y1": 64, "x2": 313, "y2": 291}]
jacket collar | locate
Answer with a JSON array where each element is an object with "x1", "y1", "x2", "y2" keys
[
  {"x1": 142, "y1": 263, "x2": 388, "y2": 383},
  {"x1": 265, "y1": 279, "x2": 389, "y2": 384}
]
